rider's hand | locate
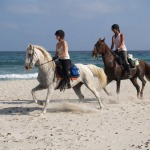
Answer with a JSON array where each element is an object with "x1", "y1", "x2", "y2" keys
[
  {"x1": 115, "y1": 48, "x2": 119, "y2": 53},
  {"x1": 52, "y1": 56, "x2": 57, "y2": 61}
]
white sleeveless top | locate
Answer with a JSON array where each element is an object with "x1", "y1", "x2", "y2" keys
[
  {"x1": 56, "y1": 41, "x2": 70, "y2": 59},
  {"x1": 113, "y1": 33, "x2": 127, "y2": 51}
]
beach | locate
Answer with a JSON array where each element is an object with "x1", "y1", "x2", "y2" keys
[{"x1": 0, "y1": 79, "x2": 150, "y2": 150}]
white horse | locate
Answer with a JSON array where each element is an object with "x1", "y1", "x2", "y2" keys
[{"x1": 25, "y1": 45, "x2": 107, "y2": 115}]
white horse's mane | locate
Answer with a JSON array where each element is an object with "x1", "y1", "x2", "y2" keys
[{"x1": 32, "y1": 45, "x2": 52, "y2": 61}]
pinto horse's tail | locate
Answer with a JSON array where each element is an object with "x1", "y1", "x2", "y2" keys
[
  {"x1": 87, "y1": 64, "x2": 107, "y2": 89},
  {"x1": 143, "y1": 61, "x2": 150, "y2": 81}
]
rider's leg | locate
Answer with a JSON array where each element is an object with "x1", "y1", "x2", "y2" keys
[
  {"x1": 121, "y1": 51, "x2": 131, "y2": 77},
  {"x1": 61, "y1": 59, "x2": 71, "y2": 88}
]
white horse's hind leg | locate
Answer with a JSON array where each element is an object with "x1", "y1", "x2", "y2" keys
[
  {"x1": 85, "y1": 82, "x2": 104, "y2": 109},
  {"x1": 32, "y1": 84, "x2": 46, "y2": 105},
  {"x1": 73, "y1": 83, "x2": 84, "y2": 100},
  {"x1": 91, "y1": 89, "x2": 104, "y2": 109},
  {"x1": 42, "y1": 85, "x2": 54, "y2": 115}
]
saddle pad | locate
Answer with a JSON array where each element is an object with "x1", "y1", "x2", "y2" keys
[{"x1": 56, "y1": 65, "x2": 78, "y2": 80}]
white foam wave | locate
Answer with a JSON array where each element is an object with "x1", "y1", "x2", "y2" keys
[{"x1": 0, "y1": 73, "x2": 38, "y2": 79}]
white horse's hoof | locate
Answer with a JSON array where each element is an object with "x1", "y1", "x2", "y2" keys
[
  {"x1": 40, "y1": 112, "x2": 46, "y2": 117},
  {"x1": 100, "y1": 105, "x2": 104, "y2": 109},
  {"x1": 40, "y1": 113, "x2": 44, "y2": 117}
]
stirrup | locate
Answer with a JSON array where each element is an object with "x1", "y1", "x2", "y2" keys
[
  {"x1": 55, "y1": 79, "x2": 64, "y2": 90},
  {"x1": 67, "y1": 83, "x2": 71, "y2": 89}
]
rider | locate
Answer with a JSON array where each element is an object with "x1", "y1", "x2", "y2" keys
[
  {"x1": 110, "y1": 24, "x2": 131, "y2": 78},
  {"x1": 53, "y1": 30, "x2": 71, "y2": 89}
]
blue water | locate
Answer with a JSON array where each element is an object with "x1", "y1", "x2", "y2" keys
[{"x1": 0, "y1": 51, "x2": 150, "y2": 80}]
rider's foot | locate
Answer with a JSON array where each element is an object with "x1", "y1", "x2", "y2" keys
[
  {"x1": 55, "y1": 79, "x2": 64, "y2": 90},
  {"x1": 67, "y1": 83, "x2": 71, "y2": 88}
]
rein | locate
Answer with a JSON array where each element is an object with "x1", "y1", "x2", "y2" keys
[
  {"x1": 35, "y1": 59, "x2": 54, "y2": 67},
  {"x1": 29, "y1": 47, "x2": 54, "y2": 67}
]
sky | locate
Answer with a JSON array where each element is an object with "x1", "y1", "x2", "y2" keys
[{"x1": 0, "y1": 0, "x2": 150, "y2": 51}]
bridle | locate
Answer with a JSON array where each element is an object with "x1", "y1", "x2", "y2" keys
[
  {"x1": 94, "y1": 41, "x2": 112, "y2": 58},
  {"x1": 28, "y1": 47, "x2": 36, "y2": 68},
  {"x1": 26, "y1": 46, "x2": 56, "y2": 82},
  {"x1": 28, "y1": 47, "x2": 54, "y2": 67},
  {"x1": 93, "y1": 42, "x2": 104, "y2": 59},
  {"x1": 94, "y1": 41, "x2": 117, "y2": 69}
]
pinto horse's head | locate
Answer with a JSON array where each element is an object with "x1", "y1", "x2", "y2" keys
[
  {"x1": 91, "y1": 38, "x2": 106, "y2": 58},
  {"x1": 25, "y1": 45, "x2": 39, "y2": 70}
]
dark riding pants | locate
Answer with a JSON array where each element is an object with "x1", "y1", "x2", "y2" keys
[
  {"x1": 118, "y1": 51, "x2": 130, "y2": 74},
  {"x1": 59, "y1": 59, "x2": 71, "y2": 83}
]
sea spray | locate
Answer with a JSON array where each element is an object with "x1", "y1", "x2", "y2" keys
[{"x1": 51, "y1": 102, "x2": 99, "y2": 113}]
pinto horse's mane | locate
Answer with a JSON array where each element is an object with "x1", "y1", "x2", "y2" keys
[{"x1": 32, "y1": 45, "x2": 52, "y2": 61}]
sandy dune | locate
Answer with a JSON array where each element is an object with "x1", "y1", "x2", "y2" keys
[{"x1": 0, "y1": 79, "x2": 150, "y2": 150}]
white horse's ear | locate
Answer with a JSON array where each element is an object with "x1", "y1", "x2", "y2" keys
[{"x1": 28, "y1": 44, "x2": 32, "y2": 49}]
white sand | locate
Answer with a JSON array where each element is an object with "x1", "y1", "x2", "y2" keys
[{"x1": 0, "y1": 79, "x2": 150, "y2": 150}]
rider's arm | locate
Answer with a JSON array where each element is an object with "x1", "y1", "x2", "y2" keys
[
  {"x1": 61, "y1": 41, "x2": 68, "y2": 57},
  {"x1": 110, "y1": 36, "x2": 114, "y2": 50},
  {"x1": 55, "y1": 45, "x2": 58, "y2": 57},
  {"x1": 52, "y1": 45, "x2": 58, "y2": 60},
  {"x1": 118, "y1": 34, "x2": 124, "y2": 50}
]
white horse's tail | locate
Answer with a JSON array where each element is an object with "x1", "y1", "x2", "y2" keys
[{"x1": 87, "y1": 64, "x2": 107, "y2": 89}]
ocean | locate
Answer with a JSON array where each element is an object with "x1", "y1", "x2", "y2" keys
[{"x1": 0, "y1": 51, "x2": 150, "y2": 80}]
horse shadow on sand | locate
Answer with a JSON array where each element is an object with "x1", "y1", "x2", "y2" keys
[{"x1": 0, "y1": 98, "x2": 98, "y2": 115}]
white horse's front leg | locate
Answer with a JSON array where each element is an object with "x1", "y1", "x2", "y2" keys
[
  {"x1": 32, "y1": 84, "x2": 46, "y2": 105},
  {"x1": 41, "y1": 85, "x2": 54, "y2": 115}
]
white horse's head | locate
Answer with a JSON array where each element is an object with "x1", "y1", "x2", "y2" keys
[
  {"x1": 25, "y1": 44, "x2": 52, "y2": 70},
  {"x1": 25, "y1": 45, "x2": 39, "y2": 70}
]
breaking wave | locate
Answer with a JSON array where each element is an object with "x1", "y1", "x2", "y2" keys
[{"x1": 0, "y1": 73, "x2": 38, "y2": 80}]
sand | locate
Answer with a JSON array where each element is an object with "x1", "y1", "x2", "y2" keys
[{"x1": 0, "y1": 79, "x2": 150, "y2": 150}]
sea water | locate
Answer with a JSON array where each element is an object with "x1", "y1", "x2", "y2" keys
[{"x1": 0, "y1": 51, "x2": 150, "y2": 80}]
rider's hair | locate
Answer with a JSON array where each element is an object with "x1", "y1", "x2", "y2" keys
[
  {"x1": 55, "y1": 30, "x2": 65, "y2": 39},
  {"x1": 111, "y1": 24, "x2": 120, "y2": 33}
]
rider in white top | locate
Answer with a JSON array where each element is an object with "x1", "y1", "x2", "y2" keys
[
  {"x1": 111, "y1": 24, "x2": 131, "y2": 78},
  {"x1": 56, "y1": 41, "x2": 70, "y2": 59},
  {"x1": 112, "y1": 33, "x2": 127, "y2": 51},
  {"x1": 53, "y1": 30, "x2": 71, "y2": 89}
]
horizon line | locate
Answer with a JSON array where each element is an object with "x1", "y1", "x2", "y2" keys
[{"x1": 0, "y1": 50, "x2": 150, "y2": 52}]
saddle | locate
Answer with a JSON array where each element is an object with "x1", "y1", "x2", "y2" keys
[
  {"x1": 114, "y1": 53, "x2": 138, "y2": 69},
  {"x1": 55, "y1": 62, "x2": 80, "y2": 80}
]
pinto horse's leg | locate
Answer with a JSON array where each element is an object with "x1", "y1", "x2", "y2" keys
[
  {"x1": 32, "y1": 84, "x2": 46, "y2": 105},
  {"x1": 92, "y1": 89, "x2": 104, "y2": 109},
  {"x1": 138, "y1": 76, "x2": 146, "y2": 99},
  {"x1": 130, "y1": 78, "x2": 140, "y2": 98},
  {"x1": 42, "y1": 85, "x2": 54, "y2": 115},
  {"x1": 73, "y1": 82, "x2": 84, "y2": 100}
]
